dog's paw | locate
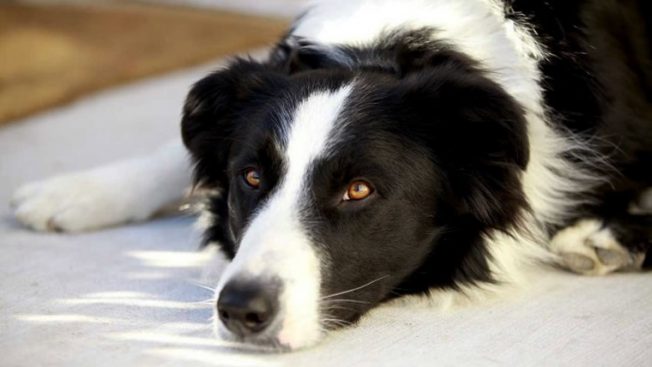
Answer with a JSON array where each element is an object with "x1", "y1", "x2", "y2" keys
[
  {"x1": 550, "y1": 219, "x2": 645, "y2": 275},
  {"x1": 11, "y1": 171, "x2": 141, "y2": 232}
]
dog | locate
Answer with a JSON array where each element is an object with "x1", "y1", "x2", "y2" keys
[{"x1": 10, "y1": 0, "x2": 652, "y2": 351}]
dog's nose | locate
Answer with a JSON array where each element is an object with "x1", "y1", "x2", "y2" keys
[{"x1": 217, "y1": 279, "x2": 278, "y2": 336}]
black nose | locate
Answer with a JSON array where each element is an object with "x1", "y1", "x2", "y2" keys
[{"x1": 217, "y1": 279, "x2": 278, "y2": 337}]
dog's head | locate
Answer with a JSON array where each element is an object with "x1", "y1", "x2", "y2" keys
[{"x1": 181, "y1": 36, "x2": 529, "y2": 350}]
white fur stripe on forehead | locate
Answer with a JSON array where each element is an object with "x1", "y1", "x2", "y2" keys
[
  {"x1": 282, "y1": 84, "x2": 353, "y2": 186},
  {"x1": 220, "y1": 84, "x2": 353, "y2": 279}
]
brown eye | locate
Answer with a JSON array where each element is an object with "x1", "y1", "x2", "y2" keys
[
  {"x1": 343, "y1": 180, "x2": 373, "y2": 201},
  {"x1": 243, "y1": 168, "x2": 261, "y2": 188}
]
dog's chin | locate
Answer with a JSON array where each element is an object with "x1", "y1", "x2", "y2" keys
[{"x1": 212, "y1": 312, "x2": 324, "y2": 352}]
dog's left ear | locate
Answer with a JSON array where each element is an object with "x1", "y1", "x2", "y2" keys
[
  {"x1": 396, "y1": 66, "x2": 530, "y2": 230},
  {"x1": 181, "y1": 59, "x2": 287, "y2": 188}
]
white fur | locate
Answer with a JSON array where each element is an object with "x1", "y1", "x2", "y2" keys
[
  {"x1": 214, "y1": 85, "x2": 353, "y2": 349},
  {"x1": 11, "y1": 140, "x2": 191, "y2": 232},
  {"x1": 295, "y1": 0, "x2": 545, "y2": 112}
]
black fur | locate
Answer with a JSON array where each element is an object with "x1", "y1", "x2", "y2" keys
[{"x1": 506, "y1": 0, "x2": 652, "y2": 258}]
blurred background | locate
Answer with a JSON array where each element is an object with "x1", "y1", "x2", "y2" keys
[{"x1": 0, "y1": 0, "x2": 308, "y2": 125}]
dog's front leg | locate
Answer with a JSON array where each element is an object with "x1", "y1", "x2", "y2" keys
[{"x1": 10, "y1": 140, "x2": 192, "y2": 232}]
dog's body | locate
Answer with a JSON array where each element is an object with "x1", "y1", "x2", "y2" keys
[{"x1": 11, "y1": 0, "x2": 652, "y2": 350}]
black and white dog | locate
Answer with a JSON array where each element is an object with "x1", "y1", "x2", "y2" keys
[{"x1": 11, "y1": 0, "x2": 652, "y2": 350}]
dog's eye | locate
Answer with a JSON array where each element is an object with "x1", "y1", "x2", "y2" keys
[
  {"x1": 243, "y1": 168, "x2": 261, "y2": 189},
  {"x1": 343, "y1": 180, "x2": 373, "y2": 201}
]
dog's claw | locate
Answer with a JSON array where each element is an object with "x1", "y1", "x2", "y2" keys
[{"x1": 561, "y1": 252, "x2": 596, "y2": 273}]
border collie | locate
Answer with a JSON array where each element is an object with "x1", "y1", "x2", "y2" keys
[{"x1": 10, "y1": 0, "x2": 652, "y2": 351}]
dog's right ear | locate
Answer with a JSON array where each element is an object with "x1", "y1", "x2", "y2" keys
[{"x1": 181, "y1": 59, "x2": 287, "y2": 188}]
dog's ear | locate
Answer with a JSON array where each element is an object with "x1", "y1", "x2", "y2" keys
[
  {"x1": 181, "y1": 59, "x2": 287, "y2": 188},
  {"x1": 389, "y1": 33, "x2": 484, "y2": 77},
  {"x1": 396, "y1": 66, "x2": 529, "y2": 230},
  {"x1": 267, "y1": 37, "x2": 353, "y2": 74}
]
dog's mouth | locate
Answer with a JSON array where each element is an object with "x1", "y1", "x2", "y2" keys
[
  {"x1": 210, "y1": 274, "x2": 386, "y2": 351},
  {"x1": 213, "y1": 324, "x2": 295, "y2": 352},
  {"x1": 212, "y1": 299, "x2": 362, "y2": 351},
  {"x1": 212, "y1": 311, "x2": 361, "y2": 352}
]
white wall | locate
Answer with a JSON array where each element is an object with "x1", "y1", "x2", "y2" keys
[
  {"x1": 17, "y1": 0, "x2": 309, "y2": 18},
  {"x1": 150, "y1": 0, "x2": 308, "y2": 17}
]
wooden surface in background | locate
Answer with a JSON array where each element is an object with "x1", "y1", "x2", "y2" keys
[{"x1": 0, "y1": 3, "x2": 288, "y2": 125}]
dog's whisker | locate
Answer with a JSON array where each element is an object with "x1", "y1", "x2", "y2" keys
[
  {"x1": 320, "y1": 304, "x2": 357, "y2": 311},
  {"x1": 322, "y1": 298, "x2": 370, "y2": 305},
  {"x1": 321, "y1": 275, "x2": 390, "y2": 300},
  {"x1": 186, "y1": 279, "x2": 217, "y2": 292},
  {"x1": 320, "y1": 306, "x2": 357, "y2": 315},
  {"x1": 321, "y1": 318, "x2": 353, "y2": 327}
]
